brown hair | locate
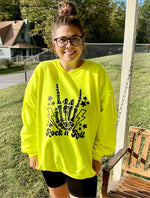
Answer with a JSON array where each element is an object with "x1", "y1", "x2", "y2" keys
[{"x1": 51, "y1": 1, "x2": 85, "y2": 39}]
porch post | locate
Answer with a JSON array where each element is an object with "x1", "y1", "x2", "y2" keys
[{"x1": 113, "y1": 0, "x2": 139, "y2": 181}]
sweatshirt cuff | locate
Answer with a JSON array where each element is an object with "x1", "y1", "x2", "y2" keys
[
  {"x1": 92, "y1": 153, "x2": 103, "y2": 161},
  {"x1": 21, "y1": 148, "x2": 38, "y2": 158},
  {"x1": 28, "y1": 153, "x2": 38, "y2": 158}
]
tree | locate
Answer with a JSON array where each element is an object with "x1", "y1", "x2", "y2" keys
[
  {"x1": 20, "y1": 0, "x2": 126, "y2": 47},
  {"x1": 108, "y1": 0, "x2": 125, "y2": 43},
  {"x1": 20, "y1": 0, "x2": 57, "y2": 48},
  {"x1": 0, "y1": 0, "x2": 21, "y2": 21},
  {"x1": 73, "y1": 0, "x2": 112, "y2": 42},
  {"x1": 137, "y1": 0, "x2": 150, "y2": 44}
]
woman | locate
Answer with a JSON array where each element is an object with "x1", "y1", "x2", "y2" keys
[{"x1": 21, "y1": 1, "x2": 117, "y2": 197}]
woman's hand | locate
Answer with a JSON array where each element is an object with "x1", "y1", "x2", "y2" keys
[
  {"x1": 30, "y1": 156, "x2": 39, "y2": 169},
  {"x1": 92, "y1": 159, "x2": 101, "y2": 175}
]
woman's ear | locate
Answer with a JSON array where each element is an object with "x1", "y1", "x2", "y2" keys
[
  {"x1": 52, "y1": 41, "x2": 56, "y2": 51},
  {"x1": 52, "y1": 41, "x2": 57, "y2": 56}
]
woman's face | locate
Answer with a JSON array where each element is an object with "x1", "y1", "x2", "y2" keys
[{"x1": 52, "y1": 25, "x2": 84, "y2": 66}]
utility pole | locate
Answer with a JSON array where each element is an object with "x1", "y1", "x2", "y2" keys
[{"x1": 24, "y1": 61, "x2": 27, "y2": 82}]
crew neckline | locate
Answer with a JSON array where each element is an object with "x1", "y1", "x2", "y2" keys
[{"x1": 55, "y1": 59, "x2": 87, "y2": 74}]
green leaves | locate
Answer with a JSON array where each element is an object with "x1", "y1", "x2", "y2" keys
[
  {"x1": 20, "y1": 0, "x2": 57, "y2": 48},
  {"x1": 137, "y1": 0, "x2": 150, "y2": 43},
  {"x1": 19, "y1": 0, "x2": 125, "y2": 47},
  {"x1": 0, "y1": 0, "x2": 149, "y2": 46},
  {"x1": 0, "y1": 0, "x2": 21, "y2": 21}
]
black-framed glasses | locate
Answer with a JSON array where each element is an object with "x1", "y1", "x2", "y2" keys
[{"x1": 54, "y1": 35, "x2": 83, "y2": 48}]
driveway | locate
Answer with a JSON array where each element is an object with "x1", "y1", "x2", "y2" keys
[{"x1": 0, "y1": 70, "x2": 33, "y2": 89}]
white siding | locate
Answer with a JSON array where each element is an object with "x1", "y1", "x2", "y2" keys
[{"x1": 0, "y1": 47, "x2": 11, "y2": 59}]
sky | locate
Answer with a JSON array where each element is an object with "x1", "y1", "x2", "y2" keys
[
  {"x1": 120, "y1": 0, "x2": 145, "y2": 4},
  {"x1": 141, "y1": 0, "x2": 145, "y2": 4},
  {"x1": 121, "y1": 0, "x2": 145, "y2": 4}
]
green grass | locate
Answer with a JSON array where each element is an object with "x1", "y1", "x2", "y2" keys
[
  {"x1": 91, "y1": 54, "x2": 122, "y2": 107},
  {"x1": 94, "y1": 53, "x2": 150, "y2": 129},
  {"x1": 0, "y1": 83, "x2": 49, "y2": 198},
  {"x1": 0, "y1": 62, "x2": 38, "y2": 75},
  {"x1": 0, "y1": 53, "x2": 150, "y2": 197},
  {"x1": 0, "y1": 65, "x2": 25, "y2": 75}
]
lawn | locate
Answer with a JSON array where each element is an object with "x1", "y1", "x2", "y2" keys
[
  {"x1": 0, "y1": 53, "x2": 150, "y2": 197},
  {"x1": 0, "y1": 62, "x2": 38, "y2": 75},
  {"x1": 95, "y1": 53, "x2": 150, "y2": 129},
  {"x1": 0, "y1": 83, "x2": 49, "y2": 198}
]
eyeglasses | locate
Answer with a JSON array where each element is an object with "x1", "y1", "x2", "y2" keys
[{"x1": 54, "y1": 35, "x2": 83, "y2": 48}]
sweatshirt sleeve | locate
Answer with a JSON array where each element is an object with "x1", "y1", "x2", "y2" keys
[
  {"x1": 20, "y1": 69, "x2": 38, "y2": 158},
  {"x1": 92, "y1": 69, "x2": 117, "y2": 161}
]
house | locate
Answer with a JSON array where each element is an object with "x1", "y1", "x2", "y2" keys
[{"x1": 0, "y1": 19, "x2": 41, "y2": 60}]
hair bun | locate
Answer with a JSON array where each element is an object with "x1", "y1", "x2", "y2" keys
[{"x1": 58, "y1": 1, "x2": 77, "y2": 16}]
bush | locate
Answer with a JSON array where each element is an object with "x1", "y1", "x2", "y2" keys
[{"x1": 2, "y1": 59, "x2": 14, "y2": 69}]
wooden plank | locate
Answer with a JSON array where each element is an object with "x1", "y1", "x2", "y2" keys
[
  {"x1": 108, "y1": 192, "x2": 129, "y2": 198},
  {"x1": 108, "y1": 174, "x2": 150, "y2": 198},
  {"x1": 149, "y1": 154, "x2": 150, "y2": 171},
  {"x1": 101, "y1": 170, "x2": 110, "y2": 196},
  {"x1": 117, "y1": 181, "x2": 150, "y2": 198},
  {"x1": 124, "y1": 132, "x2": 135, "y2": 170},
  {"x1": 108, "y1": 192, "x2": 127, "y2": 198},
  {"x1": 129, "y1": 126, "x2": 150, "y2": 136},
  {"x1": 122, "y1": 165, "x2": 150, "y2": 178},
  {"x1": 109, "y1": 189, "x2": 140, "y2": 198},
  {"x1": 118, "y1": 182, "x2": 150, "y2": 197},
  {"x1": 140, "y1": 136, "x2": 150, "y2": 169},
  {"x1": 120, "y1": 174, "x2": 150, "y2": 190},
  {"x1": 116, "y1": 185, "x2": 149, "y2": 198},
  {"x1": 120, "y1": 178, "x2": 150, "y2": 191},
  {"x1": 103, "y1": 146, "x2": 128, "y2": 172},
  {"x1": 108, "y1": 174, "x2": 150, "y2": 197},
  {"x1": 123, "y1": 174, "x2": 150, "y2": 185},
  {"x1": 148, "y1": 147, "x2": 150, "y2": 171},
  {"x1": 131, "y1": 134, "x2": 142, "y2": 167}
]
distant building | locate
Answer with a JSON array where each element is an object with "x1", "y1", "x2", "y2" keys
[{"x1": 0, "y1": 19, "x2": 41, "y2": 60}]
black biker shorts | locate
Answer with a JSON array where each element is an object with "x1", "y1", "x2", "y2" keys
[{"x1": 42, "y1": 171, "x2": 97, "y2": 197}]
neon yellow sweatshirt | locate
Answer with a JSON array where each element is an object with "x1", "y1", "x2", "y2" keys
[{"x1": 21, "y1": 59, "x2": 117, "y2": 179}]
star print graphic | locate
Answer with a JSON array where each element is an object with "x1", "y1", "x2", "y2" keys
[
  {"x1": 81, "y1": 101, "x2": 86, "y2": 107},
  {"x1": 49, "y1": 123, "x2": 53, "y2": 127},
  {"x1": 48, "y1": 96, "x2": 53, "y2": 101},
  {"x1": 80, "y1": 96, "x2": 90, "y2": 107},
  {"x1": 83, "y1": 124, "x2": 87, "y2": 129}
]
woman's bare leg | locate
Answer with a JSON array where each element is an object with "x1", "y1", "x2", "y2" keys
[
  {"x1": 69, "y1": 194, "x2": 79, "y2": 198},
  {"x1": 48, "y1": 183, "x2": 69, "y2": 198}
]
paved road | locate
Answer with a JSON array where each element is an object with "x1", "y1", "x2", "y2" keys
[{"x1": 0, "y1": 71, "x2": 33, "y2": 90}]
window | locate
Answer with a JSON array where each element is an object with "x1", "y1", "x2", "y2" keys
[
  {"x1": 0, "y1": 49, "x2": 4, "y2": 56},
  {"x1": 21, "y1": 33, "x2": 25, "y2": 41}
]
